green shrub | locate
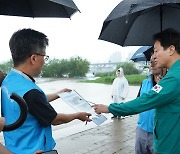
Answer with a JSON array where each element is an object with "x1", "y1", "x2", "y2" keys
[
  {"x1": 117, "y1": 62, "x2": 140, "y2": 75},
  {"x1": 104, "y1": 76, "x2": 115, "y2": 84},
  {"x1": 125, "y1": 75, "x2": 147, "y2": 85},
  {"x1": 80, "y1": 75, "x2": 147, "y2": 86}
]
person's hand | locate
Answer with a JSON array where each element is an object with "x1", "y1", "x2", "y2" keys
[
  {"x1": 47, "y1": 88, "x2": 72, "y2": 102},
  {"x1": 34, "y1": 150, "x2": 43, "y2": 154},
  {"x1": 93, "y1": 104, "x2": 109, "y2": 114},
  {"x1": 0, "y1": 117, "x2": 5, "y2": 132},
  {"x1": 57, "y1": 88, "x2": 72, "y2": 95},
  {"x1": 77, "y1": 112, "x2": 92, "y2": 122},
  {"x1": 0, "y1": 143, "x2": 11, "y2": 154}
]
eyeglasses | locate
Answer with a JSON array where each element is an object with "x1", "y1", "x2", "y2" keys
[{"x1": 34, "y1": 53, "x2": 49, "y2": 61}]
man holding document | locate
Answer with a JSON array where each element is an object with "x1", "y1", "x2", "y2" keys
[{"x1": 1, "y1": 28, "x2": 91, "y2": 153}]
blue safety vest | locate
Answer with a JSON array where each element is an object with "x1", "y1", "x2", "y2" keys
[
  {"x1": 1, "y1": 69, "x2": 55, "y2": 154},
  {"x1": 137, "y1": 74, "x2": 154, "y2": 132}
]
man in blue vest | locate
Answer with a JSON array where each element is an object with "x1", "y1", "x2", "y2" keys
[
  {"x1": 135, "y1": 55, "x2": 166, "y2": 154},
  {"x1": 93, "y1": 28, "x2": 180, "y2": 153},
  {"x1": 1, "y1": 28, "x2": 91, "y2": 153}
]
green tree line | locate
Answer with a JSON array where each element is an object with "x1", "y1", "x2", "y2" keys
[
  {"x1": 95, "y1": 62, "x2": 140, "y2": 77},
  {"x1": 0, "y1": 58, "x2": 145, "y2": 85},
  {"x1": 0, "y1": 56, "x2": 90, "y2": 78},
  {"x1": 83, "y1": 62, "x2": 146, "y2": 85}
]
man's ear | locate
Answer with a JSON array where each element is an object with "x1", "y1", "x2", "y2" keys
[
  {"x1": 30, "y1": 55, "x2": 36, "y2": 64},
  {"x1": 169, "y1": 45, "x2": 176, "y2": 56}
]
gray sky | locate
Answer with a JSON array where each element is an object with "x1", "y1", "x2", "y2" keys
[{"x1": 0, "y1": 0, "x2": 140, "y2": 63}]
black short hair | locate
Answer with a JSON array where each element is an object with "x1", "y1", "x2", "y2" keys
[
  {"x1": 153, "y1": 28, "x2": 180, "y2": 54},
  {"x1": 9, "y1": 28, "x2": 49, "y2": 67}
]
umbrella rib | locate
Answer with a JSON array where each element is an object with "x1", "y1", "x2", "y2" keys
[
  {"x1": 61, "y1": 6, "x2": 71, "y2": 19},
  {"x1": 113, "y1": 5, "x2": 159, "y2": 22},
  {"x1": 163, "y1": 3, "x2": 180, "y2": 9}
]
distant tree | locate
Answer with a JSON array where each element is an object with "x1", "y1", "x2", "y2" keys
[
  {"x1": 0, "y1": 57, "x2": 90, "y2": 78},
  {"x1": 42, "y1": 59, "x2": 60, "y2": 77},
  {"x1": 68, "y1": 56, "x2": 89, "y2": 77},
  {"x1": 0, "y1": 59, "x2": 13, "y2": 74},
  {"x1": 117, "y1": 62, "x2": 140, "y2": 75},
  {"x1": 41, "y1": 59, "x2": 69, "y2": 77},
  {"x1": 41, "y1": 56, "x2": 89, "y2": 78}
]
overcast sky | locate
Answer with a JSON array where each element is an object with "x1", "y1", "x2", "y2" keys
[{"x1": 0, "y1": 0, "x2": 140, "y2": 63}]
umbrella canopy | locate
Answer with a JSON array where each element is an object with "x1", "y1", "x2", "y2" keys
[
  {"x1": 130, "y1": 46, "x2": 153, "y2": 62},
  {"x1": 99, "y1": 0, "x2": 180, "y2": 46},
  {"x1": 0, "y1": 0, "x2": 79, "y2": 18},
  {"x1": 143, "y1": 46, "x2": 154, "y2": 61}
]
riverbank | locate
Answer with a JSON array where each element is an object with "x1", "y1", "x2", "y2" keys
[{"x1": 80, "y1": 74, "x2": 147, "y2": 86}]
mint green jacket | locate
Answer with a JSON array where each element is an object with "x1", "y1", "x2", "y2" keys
[{"x1": 109, "y1": 60, "x2": 180, "y2": 154}]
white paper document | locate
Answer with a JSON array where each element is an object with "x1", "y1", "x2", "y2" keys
[{"x1": 59, "y1": 90, "x2": 107, "y2": 125}]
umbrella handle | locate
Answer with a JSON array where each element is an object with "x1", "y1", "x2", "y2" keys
[{"x1": 2, "y1": 93, "x2": 28, "y2": 132}]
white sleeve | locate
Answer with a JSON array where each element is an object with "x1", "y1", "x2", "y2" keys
[
  {"x1": 121, "y1": 79, "x2": 129, "y2": 99},
  {"x1": 112, "y1": 78, "x2": 116, "y2": 95}
]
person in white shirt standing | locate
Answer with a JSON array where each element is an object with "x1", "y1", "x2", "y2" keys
[{"x1": 111, "y1": 67, "x2": 129, "y2": 119}]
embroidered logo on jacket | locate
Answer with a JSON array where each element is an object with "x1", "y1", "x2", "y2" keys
[{"x1": 152, "y1": 84, "x2": 163, "y2": 93}]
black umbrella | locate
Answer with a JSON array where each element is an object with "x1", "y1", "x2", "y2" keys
[
  {"x1": 99, "y1": 0, "x2": 180, "y2": 46},
  {"x1": 130, "y1": 47, "x2": 147, "y2": 62},
  {"x1": 2, "y1": 93, "x2": 28, "y2": 131},
  {"x1": 143, "y1": 46, "x2": 154, "y2": 61},
  {"x1": 130, "y1": 46, "x2": 153, "y2": 62},
  {"x1": 0, "y1": 0, "x2": 79, "y2": 18}
]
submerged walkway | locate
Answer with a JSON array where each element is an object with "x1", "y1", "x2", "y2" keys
[
  {"x1": 0, "y1": 113, "x2": 138, "y2": 154},
  {"x1": 55, "y1": 115, "x2": 138, "y2": 154}
]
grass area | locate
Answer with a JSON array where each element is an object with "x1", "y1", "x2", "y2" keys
[
  {"x1": 80, "y1": 74, "x2": 147, "y2": 86},
  {"x1": 125, "y1": 75, "x2": 147, "y2": 85}
]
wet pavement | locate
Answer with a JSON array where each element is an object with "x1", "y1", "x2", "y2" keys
[{"x1": 55, "y1": 115, "x2": 138, "y2": 154}]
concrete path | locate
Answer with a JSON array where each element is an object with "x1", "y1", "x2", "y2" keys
[{"x1": 55, "y1": 115, "x2": 138, "y2": 154}]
